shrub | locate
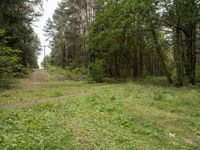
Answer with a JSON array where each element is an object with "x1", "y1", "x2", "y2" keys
[
  {"x1": 46, "y1": 66, "x2": 88, "y2": 81},
  {"x1": 89, "y1": 59, "x2": 105, "y2": 82}
]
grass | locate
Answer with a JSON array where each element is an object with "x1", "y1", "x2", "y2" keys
[
  {"x1": 0, "y1": 71, "x2": 200, "y2": 149},
  {"x1": 0, "y1": 79, "x2": 102, "y2": 105}
]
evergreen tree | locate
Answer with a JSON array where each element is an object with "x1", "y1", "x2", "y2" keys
[
  {"x1": 0, "y1": 0, "x2": 42, "y2": 86},
  {"x1": 0, "y1": 29, "x2": 20, "y2": 86}
]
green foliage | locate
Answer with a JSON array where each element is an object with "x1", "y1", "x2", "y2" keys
[
  {"x1": 0, "y1": 0, "x2": 41, "y2": 68},
  {"x1": 89, "y1": 60, "x2": 105, "y2": 82},
  {"x1": 46, "y1": 0, "x2": 200, "y2": 85},
  {"x1": 44, "y1": 0, "x2": 92, "y2": 68},
  {"x1": 46, "y1": 66, "x2": 88, "y2": 81},
  {"x1": 42, "y1": 56, "x2": 51, "y2": 69},
  {"x1": 88, "y1": 0, "x2": 174, "y2": 79},
  {"x1": 0, "y1": 29, "x2": 21, "y2": 86},
  {"x1": 0, "y1": 0, "x2": 42, "y2": 86}
]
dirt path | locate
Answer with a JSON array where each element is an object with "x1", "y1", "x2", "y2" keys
[
  {"x1": 0, "y1": 69, "x2": 87, "y2": 109},
  {"x1": 30, "y1": 69, "x2": 52, "y2": 81},
  {"x1": 22, "y1": 69, "x2": 52, "y2": 86},
  {"x1": 0, "y1": 93, "x2": 87, "y2": 109}
]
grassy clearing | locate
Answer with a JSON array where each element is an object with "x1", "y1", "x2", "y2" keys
[
  {"x1": 0, "y1": 80, "x2": 97, "y2": 105},
  {"x1": 0, "y1": 69, "x2": 101, "y2": 105},
  {"x1": 0, "y1": 75, "x2": 200, "y2": 149}
]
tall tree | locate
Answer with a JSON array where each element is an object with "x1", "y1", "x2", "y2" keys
[{"x1": 0, "y1": 0, "x2": 42, "y2": 68}]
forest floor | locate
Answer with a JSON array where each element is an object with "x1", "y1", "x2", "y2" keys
[{"x1": 0, "y1": 70, "x2": 200, "y2": 149}]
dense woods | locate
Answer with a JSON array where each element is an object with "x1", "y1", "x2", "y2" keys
[
  {"x1": 0, "y1": 0, "x2": 41, "y2": 85},
  {"x1": 45, "y1": 0, "x2": 200, "y2": 85},
  {"x1": 0, "y1": 0, "x2": 200, "y2": 86}
]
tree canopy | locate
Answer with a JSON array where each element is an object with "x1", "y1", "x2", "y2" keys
[
  {"x1": 45, "y1": 0, "x2": 200, "y2": 85},
  {"x1": 0, "y1": 0, "x2": 42, "y2": 86}
]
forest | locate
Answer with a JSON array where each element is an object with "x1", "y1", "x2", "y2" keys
[
  {"x1": 0, "y1": 0, "x2": 200, "y2": 149},
  {"x1": 0, "y1": 0, "x2": 200, "y2": 86},
  {"x1": 44, "y1": 0, "x2": 200, "y2": 85}
]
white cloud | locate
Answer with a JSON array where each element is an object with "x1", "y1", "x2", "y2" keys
[{"x1": 33, "y1": 0, "x2": 61, "y2": 68}]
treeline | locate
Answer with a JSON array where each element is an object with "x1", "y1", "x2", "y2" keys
[
  {"x1": 0, "y1": 0, "x2": 41, "y2": 86},
  {"x1": 45, "y1": 0, "x2": 200, "y2": 85}
]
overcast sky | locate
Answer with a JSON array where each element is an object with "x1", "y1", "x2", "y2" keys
[{"x1": 33, "y1": 0, "x2": 61, "y2": 67}]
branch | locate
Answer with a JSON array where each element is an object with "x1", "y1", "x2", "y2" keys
[{"x1": 160, "y1": 20, "x2": 190, "y2": 37}]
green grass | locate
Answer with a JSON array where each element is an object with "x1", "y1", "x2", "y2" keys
[
  {"x1": 0, "y1": 80, "x2": 102, "y2": 105},
  {"x1": 0, "y1": 78, "x2": 200, "y2": 149}
]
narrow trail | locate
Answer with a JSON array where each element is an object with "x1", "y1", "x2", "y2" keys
[
  {"x1": 22, "y1": 69, "x2": 52, "y2": 85},
  {"x1": 0, "y1": 93, "x2": 87, "y2": 109},
  {"x1": 0, "y1": 69, "x2": 87, "y2": 109}
]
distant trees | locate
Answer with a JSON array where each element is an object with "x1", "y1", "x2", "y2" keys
[
  {"x1": 46, "y1": 0, "x2": 200, "y2": 84},
  {"x1": 0, "y1": 0, "x2": 42, "y2": 86},
  {"x1": 42, "y1": 55, "x2": 51, "y2": 69},
  {"x1": 45, "y1": 0, "x2": 94, "y2": 68}
]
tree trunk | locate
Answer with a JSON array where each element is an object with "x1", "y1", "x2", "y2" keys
[
  {"x1": 151, "y1": 28, "x2": 173, "y2": 84},
  {"x1": 185, "y1": 23, "x2": 196, "y2": 85},
  {"x1": 174, "y1": 27, "x2": 184, "y2": 86}
]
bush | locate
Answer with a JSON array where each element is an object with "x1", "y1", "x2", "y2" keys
[
  {"x1": 70, "y1": 67, "x2": 88, "y2": 80},
  {"x1": 89, "y1": 60, "x2": 105, "y2": 82},
  {"x1": 0, "y1": 48, "x2": 21, "y2": 86},
  {"x1": 46, "y1": 66, "x2": 88, "y2": 81}
]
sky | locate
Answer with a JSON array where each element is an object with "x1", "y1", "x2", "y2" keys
[{"x1": 33, "y1": 0, "x2": 61, "y2": 68}]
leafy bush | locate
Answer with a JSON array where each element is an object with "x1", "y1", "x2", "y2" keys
[
  {"x1": 89, "y1": 59, "x2": 105, "y2": 82},
  {"x1": 46, "y1": 66, "x2": 88, "y2": 81},
  {"x1": 70, "y1": 67, "x2": 88, "y2": 80}
]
